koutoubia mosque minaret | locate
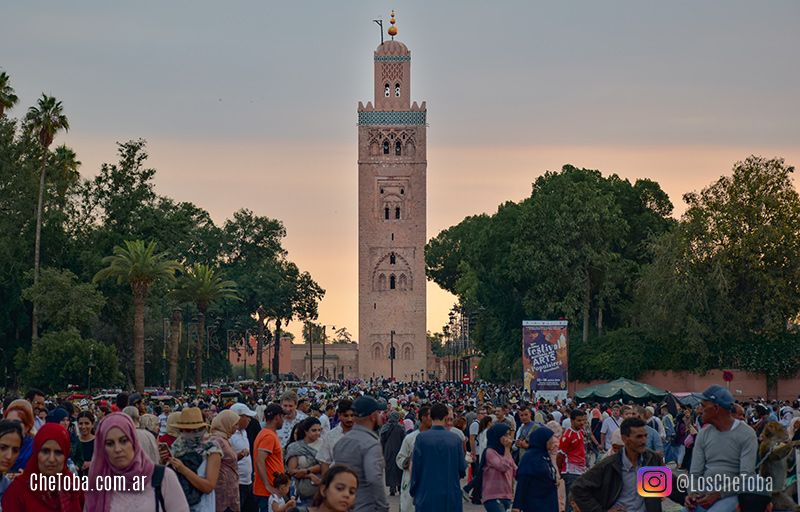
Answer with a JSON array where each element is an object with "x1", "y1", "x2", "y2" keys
[{"x1": 357, "y1": 12, "x2": 429, "y2": 381}]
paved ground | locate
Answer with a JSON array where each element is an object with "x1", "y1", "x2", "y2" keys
[
  {"x1": 384, "y1": 491, "x2": 485, "y2": 512},
  {"x1": 381, "y1": 469, "x2": 685, "y2": 512}
]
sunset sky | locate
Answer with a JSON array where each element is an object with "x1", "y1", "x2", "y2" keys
[{"x1": 4, "y1": 1, "x2": 799, "y2": 343}]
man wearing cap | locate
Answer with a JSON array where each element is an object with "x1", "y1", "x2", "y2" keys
[
  {"x1": 252, "y1": 403, "x2": 286, "y2": 512},
  {"x1": 684, "y1": 385, "x2": 757, "y2": 512},
  {"x1": 230, "y1": 403, "x2": 257, "y2": 512},
  {"x1": 410, "y1": 403, "x2": 468, "y2": 512},
  {"x1": 333, "y1": 396, "x2": 390, "y2": 512}
]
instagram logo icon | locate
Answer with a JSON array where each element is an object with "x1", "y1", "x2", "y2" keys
[{"x1": 637, "y1": 467, "x2": 672, "y2": 497}]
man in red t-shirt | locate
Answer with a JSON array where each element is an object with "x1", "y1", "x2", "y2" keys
[
  {"x1": 253, "y1": 403, "x2": 285, "y2": 511},
  {"x1": 557, "y1": 409, "x2": 587, "y2": 512}
]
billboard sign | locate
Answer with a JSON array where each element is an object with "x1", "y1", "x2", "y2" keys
[{"x1": 522, "y1": 320, "x2": 568, "y2": 402}]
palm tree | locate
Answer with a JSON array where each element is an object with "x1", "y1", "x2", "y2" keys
[
  {"x1": 52, "y1": 145, "x2": 81, "y2": 198},
  {"x1": 93, "y1": 240, "x2": 181, "y2": 394},
  {"x1": 25, "y1": 94, "x2": 69, "y2": 339},
  {"x1": 171, "y1": 264, "x2": 239, "y2": 394},
  {"x1": 0, "y1": 72, "x2": 19, "y2": 119}
]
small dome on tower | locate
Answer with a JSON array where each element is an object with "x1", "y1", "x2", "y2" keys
[{"x1": 376, "y1": 39, "x2": 408, "y2": 55}]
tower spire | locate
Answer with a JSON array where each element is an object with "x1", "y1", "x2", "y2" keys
[{"x1": 388, "y1": 10, "x2": 398, "y2": 39}]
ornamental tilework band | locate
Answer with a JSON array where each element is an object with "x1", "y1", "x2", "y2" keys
[
  {"x1": 374, "y1": 55, "x2": 411, "y2": 62},
  {"x1": 358, "y1": 111, "x2": 426, "y2": 126}
]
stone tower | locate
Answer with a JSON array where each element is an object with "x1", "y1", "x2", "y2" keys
[{"x1": 357, "y1": 23, "x2": 428, "y2": 382}]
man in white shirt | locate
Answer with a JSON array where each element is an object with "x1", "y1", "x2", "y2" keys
[
  {"x1": 316, "y1": 400, "x2": 355, "y2": 474},
  {"x1": 230, "y1": 403, "x2": 256, "y2": 512},
  {"x1": 254, "y1": 398, "x2": 266, "y2": 424},
  {"x1": 157, "y1": 403, "x2": 171, "y2": 437},
  {"x1": 600, "y1": 404, "x2": 622, "y2": 450},
  {"x1": 318, "y1": 403, "x2": 333, "y2": 435}
]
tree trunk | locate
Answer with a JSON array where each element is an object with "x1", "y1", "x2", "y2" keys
[
  {"x1": 256, "y1": 307, "x2": 266, "y2": 383},
  {"x1": 597, "y1": 306, "x2": 603, "y2": 337},
  {"x1": 195, "y1": 309, "x2": 205, "y2": 395},
  {"x1": 32, "y1": 147, "x2": 48, "y2": 340},
  {"x1": 583, "y1": 264, "x2": 591, "y2": 344},
  {"x1": 132, "y1": 285, "x2": 147, "y2": 394},
  {"x1": 308, "y1": 321, "x2": 313, "y2": 380},
  {"x1": 273, "y1": 319, "x2": 282, "y2": 380},
  {"x1": 169, "y1": 308, "x2": 182, "y2": 391}
]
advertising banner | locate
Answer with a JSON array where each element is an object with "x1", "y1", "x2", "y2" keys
[{"x1": 522, "y1": 320, "x2": 568, "y2": 401}]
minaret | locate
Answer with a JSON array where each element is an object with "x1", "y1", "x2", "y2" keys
[{"x1": 357, "y1": 12, "x2": 428, "y2": 382}]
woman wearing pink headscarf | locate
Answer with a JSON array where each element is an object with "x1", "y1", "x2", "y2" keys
[
  {"x1": 85, "y1": 412, "x2": 189, "y2": 512},
  {"x1": 546, "y1": 421, "x2": 565, "y2": 512}
]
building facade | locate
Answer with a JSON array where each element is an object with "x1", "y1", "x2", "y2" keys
[{"x1": 357, "y1": 34, "x2": 428, "y2": 381}]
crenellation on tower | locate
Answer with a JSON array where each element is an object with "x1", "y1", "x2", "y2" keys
[{"x1": 358, "y1": 17, "x2": 428, "y2": 382}]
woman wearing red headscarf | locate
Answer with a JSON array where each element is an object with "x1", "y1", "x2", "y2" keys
[
  {"x1": 1, "y1": 423, "x2": 84, "y2": 511},
  {"x1": 85, "y1": 412, "x2": 189, "y2": 512}
]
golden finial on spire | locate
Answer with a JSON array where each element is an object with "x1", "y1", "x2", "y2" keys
[{"x1": 388, "y1": 10, "x2": 398, "y2": 38}]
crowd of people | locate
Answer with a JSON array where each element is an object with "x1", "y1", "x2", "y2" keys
[{"x1": 0, "y1": 379, "x2": 795, "y2": 512}]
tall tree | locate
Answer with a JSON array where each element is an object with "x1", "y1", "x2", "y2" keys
[
  {"x1": 51, "y1": 145, "x2": 81, "y2": 198},
  {"x1": 170, "y1": 264, "x2": 239, "y2": 394},
  {"x1": 93, "y1": 240, "x2": 181, "y2": 394},
  {"x1": 0, "y1": 72, "x2": 19, "y2": 119},
  {"x1": 25, "y1": 94, "x2": 69, "y2": 339}
]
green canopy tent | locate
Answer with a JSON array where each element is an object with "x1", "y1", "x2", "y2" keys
[{"x1": 574, "y1": 377, "x2": 669, "y2": 404}]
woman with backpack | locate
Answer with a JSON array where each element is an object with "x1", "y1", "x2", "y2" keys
[{"x1": 84, "y1": 412, "x2": 189, "y2": 511}]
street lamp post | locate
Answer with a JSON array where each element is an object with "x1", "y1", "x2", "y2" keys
[
  {"x1": 87, "y1": 348, "x2": 95, "y2": 395},
  {"x1": 320, "y1": 325, "x2": 336, "y2": 381},
  {"x1": 390, "y1": 330, "x2": 396, "y2": 380}
]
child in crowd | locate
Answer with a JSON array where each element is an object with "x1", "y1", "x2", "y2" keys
[{"x1": 269, "y1": 472, "x2": 296, "y2": 512}]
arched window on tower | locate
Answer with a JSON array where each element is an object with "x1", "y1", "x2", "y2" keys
[
  {"x1": 390, "y1": 275, "x2": 396, "y2": 289},
  {"x1": 395, "y1": 207, "x2": 401, "y2": 219},
  {"x1": 384, "y1": 207, "x2": 390, "y2": 220},
  {"x1": 378, "y1": 274, "x2": 387, "y2": 291},
  {"x1": 395, "y1": 83, "x2": 401, "y2": 97},
  {"x1": 385, "y1": 84, "x2": 390, "y2": 97},
  {"x1": 398, "y1": 273, "x2": 407, "y2": 290},
  {"x1": 390, "y1": 253, "x2": 396, "y2": 265},
  {"x1": 374, "y1": 345, "x2": 382, "y2": 359},
  {"x1": 404, "y1": 347, "x2": 411, "y2": 360},
  {"x1": 383, "y1": 141, "x2": 390, "y2": 155},
  {"x1": 395, "y1": 141, "x2": 402, "y2": 156}
]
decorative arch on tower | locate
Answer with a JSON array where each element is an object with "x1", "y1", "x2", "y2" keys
[
  {"x1": 401, "y1": 342, "x2": 414, "y2": 360},
  {"x1": 372, "y1": 343, "x2": 383, "y2": 360},
  {"x1": 372, "y1": 252, "x2": 413, "y2": 291}
]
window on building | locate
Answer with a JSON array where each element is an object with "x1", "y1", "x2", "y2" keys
[
  {"x1": 400, "y1": 188, "x2": 404, "y2": 195},
  {"x1": 385, "y1": 207, "x2": 390, "y2": 220},
  {"x1": 395, "y1": 207, "x2": 401, "y2": 219},
  {"x1": 390, "y1": 253, "x2": 396, "y2": 264},
  {"x1": 380, "y1": 188, "x2": 384, "y2": 194},
  {"x1": 390, "y1": 275, "x2": 396, "y2": 289},
  {"x1": 383, "y1": 141, "x2": 390, "y2": 154},
  {"x1": 385, "y1": 84, "x2": 390, "y2": 97},
  {"x1": 395, "y1": 141, "x2": 402, "y2": 156},
  {"x1": 395, "y1": 83, "x2": 401, "y2": 97}
]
